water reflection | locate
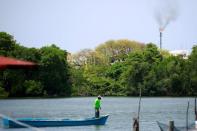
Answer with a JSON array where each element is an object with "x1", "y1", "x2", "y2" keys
[{"x1": 94, "y1": 125, "x2": 101, "y2": 131}]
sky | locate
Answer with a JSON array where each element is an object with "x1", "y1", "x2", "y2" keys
[{"x1": 0, "y1": 0, "x2": 197, "y2": 53}]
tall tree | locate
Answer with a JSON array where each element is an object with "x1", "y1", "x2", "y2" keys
[
  {"x1": 188, "y1": 45, "x2": 197, "y2": 95},
  {"x1": 0, "y1": 32, "x2": 16, "y2": 56},
  {"x1": 95, "y1": 39, "x2": 145, "y2": 64},
  {"x1": 39, "y1": 45, "x2": 71, "y2": 96}
]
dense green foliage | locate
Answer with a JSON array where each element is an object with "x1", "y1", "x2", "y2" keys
[
  {"x1": 70, "y1": 42, "x2": 197, "y2": 96},
  {"x1": 0, "y1": 32, "x2": 196, "y2": 98},
  {"x1": 0, "y1": 32, "x2": 71, "y2": 97}
]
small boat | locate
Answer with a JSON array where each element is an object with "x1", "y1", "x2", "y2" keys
[
  {"x1": 157, "y1": 121, "x2": 196, "y2": 131},
  {"x1": 2, "y1": 115, "x2": 109, "y2": 128}
]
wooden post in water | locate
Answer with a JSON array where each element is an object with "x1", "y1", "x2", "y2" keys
[
  {"x1": 133, "y1": 117, "x2": 139, "y2": 131},
  {"x1": 169, "y1": 121, "x2": 174, "y2": 131},
  {"x1": 186, "y1": 100, "x2": 189, "y2": 131},
  {"x1": 195, "y1": 98, "x2": 197, "y2": 129},
  {"x1": 132, "y1": 87, "x2": 141, "y2": 131}
]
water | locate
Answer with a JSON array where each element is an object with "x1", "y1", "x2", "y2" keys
[{"x1": 0, "y1": 97, "x2": 195, "y2": 131}]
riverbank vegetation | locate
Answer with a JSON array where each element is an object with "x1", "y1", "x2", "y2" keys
[{"x1": 0, "y1": 32, "x2": 196, "y2": 98}]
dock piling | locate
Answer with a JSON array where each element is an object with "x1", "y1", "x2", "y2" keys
[
  {"x1": 133, "y1": 117, "x2": 139, "y2": 131},
  {"x1": 169, "y1": 121, "x2": 174, "y2": 131}
]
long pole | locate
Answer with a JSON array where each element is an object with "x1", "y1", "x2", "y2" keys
[
  {"x1": 133, "y1": 87, "x2": 141, "y2": 131},
  {"x1": 0, "y1": 114, "x2": 43, "y2": 131},
  {"x1": 195, "y1": 98, "x2": 197, "y2": 121},
  {"x1": 195, "y1": 98, "x2": 197, "y2": 129},
  {"x1": 137, "y1": 87, "x2": 142, "y2": 120},
  {"x1": 186, "y1": 99, "x2": 189, "y2": 131}
]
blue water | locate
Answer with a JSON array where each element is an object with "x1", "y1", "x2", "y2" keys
[{"x1": 0, "y1": 97, "x2": 195, "y2": 131}]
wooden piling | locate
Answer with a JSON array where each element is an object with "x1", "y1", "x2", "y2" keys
[
  {"x1": 169, "y1": 121, "x2": 174, "y2": 131},
  {"x1": 186, "y1": 100, "x2": 189, "y2": 131},
  {"x1": 133, "y1": 117, "x2": 139, "y2": 131},
  {"x1": 133, "y1": 87, "x2": 141, "y2": 131}
]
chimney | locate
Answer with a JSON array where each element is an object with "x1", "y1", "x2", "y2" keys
[{"x1": 160, "y1": 31, "x2": 162, "y2": 49}]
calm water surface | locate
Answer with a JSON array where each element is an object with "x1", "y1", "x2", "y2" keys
[{"x1": 0, "y1": 97, "x2": 195, "y2": 131}]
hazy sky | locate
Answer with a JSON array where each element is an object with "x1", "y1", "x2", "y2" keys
[{"x1": 0, "y1": 0, "x2": 197, "y2": 53}]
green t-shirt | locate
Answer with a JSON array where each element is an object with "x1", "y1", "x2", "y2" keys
[{"x1": 94, "y1": 98, "x2": 101, "y2": 109}]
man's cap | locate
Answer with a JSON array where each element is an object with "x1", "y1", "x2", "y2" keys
[{"x1": 98, "y1": 95, "x2": 101, "y2": 99}]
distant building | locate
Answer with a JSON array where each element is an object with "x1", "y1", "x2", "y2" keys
[{"x1": 169, "y1": 50, "x2": 189, "y2": 59}]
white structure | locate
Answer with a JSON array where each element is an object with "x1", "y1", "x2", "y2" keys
[{"x1": 169, "y1": 50, "x2": 189, "y2": 59}]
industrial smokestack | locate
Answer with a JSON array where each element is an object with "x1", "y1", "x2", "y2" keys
[
  {"x1": 160, "y1": 31, "x2": 162, "y2": 49},
  {"x1": 154, "y1": 0, "x2": 179, "y2": 49},
  {"x1": 159, "y1": 28, "x2": 163, "y2": 49}
]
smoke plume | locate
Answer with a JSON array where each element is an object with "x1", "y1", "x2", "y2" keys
[{"x1": 154, "y1": 0, "x2": 179, "y2": 32}]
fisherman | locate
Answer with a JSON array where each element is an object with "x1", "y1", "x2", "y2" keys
[{"x1": 94, "y1": 95, "x2": 102, "y2": 118}]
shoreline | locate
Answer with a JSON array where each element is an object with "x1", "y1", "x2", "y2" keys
[{"x1": 0, "y1": 96, "x2": 196, "y2": 100}]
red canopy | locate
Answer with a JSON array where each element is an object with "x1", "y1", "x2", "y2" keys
[{"x1": 0, "y1": 56, "x2": 37, "y2": 70}]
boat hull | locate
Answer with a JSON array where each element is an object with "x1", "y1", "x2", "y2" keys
[{"x1": 2, "y1": 115, "x2": 109, "y2": 128}]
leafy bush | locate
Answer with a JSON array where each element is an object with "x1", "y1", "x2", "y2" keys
[
  {"x1": 0, "y1": 86, "x2": 8, "y2": 98},
  {"x1": 23, "y1": 80, "x2": 43, "y2": 96}
]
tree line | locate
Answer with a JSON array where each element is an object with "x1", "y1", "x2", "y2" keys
[
  {"x1": 0, "y1": 32, "x2": 71, "y2": 98},
  {"x1": 0, "y1": 32, "x2": 196, "y2": 98}
]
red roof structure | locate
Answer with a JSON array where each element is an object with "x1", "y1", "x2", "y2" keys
[{"x1": 0, "y1": 56, "x2": 37, "y2": 70}]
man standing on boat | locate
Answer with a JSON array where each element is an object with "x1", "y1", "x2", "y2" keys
[{"x1": 94, "y1": 95, "x2": 101, "y2": 118}]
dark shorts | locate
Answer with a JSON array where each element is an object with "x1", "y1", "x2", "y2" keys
[{"x1": 95, "y1": 108, "x2": 100, "y2": 118}]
